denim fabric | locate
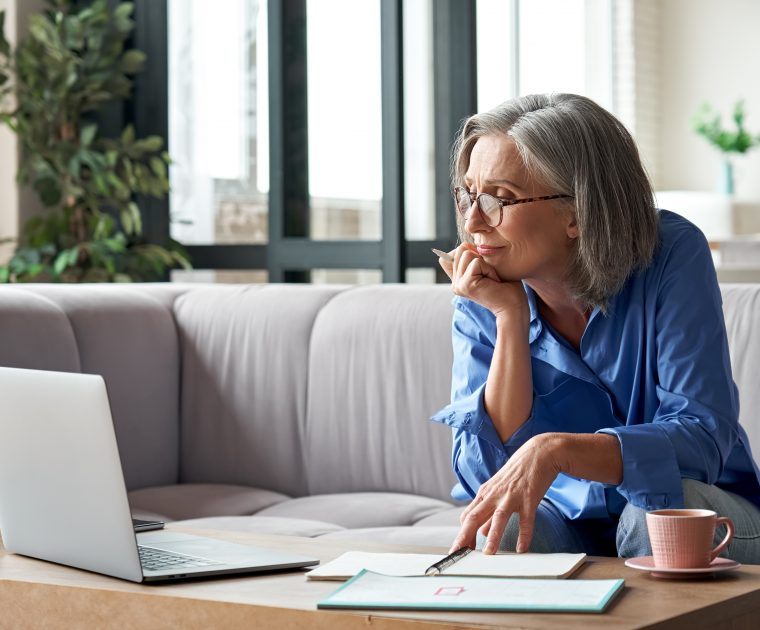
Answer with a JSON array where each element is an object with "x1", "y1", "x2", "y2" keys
[
  {"x1": 483, "y1": 480, "x2": 760, "y2": 561},
  {"x1": 617, "y1": 479, "x2": 760, "y2": 562},
  {"x1": 476, "y1": 498, "x2": 618, "y2": 557}
]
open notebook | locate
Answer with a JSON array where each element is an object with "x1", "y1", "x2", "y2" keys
[{"x1": 306, "y1": 550, "x2": 586, "y2": 581}]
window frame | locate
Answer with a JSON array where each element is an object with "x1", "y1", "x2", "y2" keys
[{"x1": 131, "y1": 0, "x2": 477, "y2": 282}]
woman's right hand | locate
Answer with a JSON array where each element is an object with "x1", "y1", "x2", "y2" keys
[{"x1": 438, "y1": 243, "x2": 528, "y2": 321}]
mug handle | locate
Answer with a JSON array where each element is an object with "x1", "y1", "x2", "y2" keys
[{"x1": 710, "y1": 516, "x2": 734, "y2": 561}]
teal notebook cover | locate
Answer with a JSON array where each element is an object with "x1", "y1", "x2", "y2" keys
[{"x1": 317, "y1": 570, "x2": 624, "y2": 613}]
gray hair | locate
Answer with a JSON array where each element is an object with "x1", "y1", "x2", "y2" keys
[{"x1": 451, "y1": 93, "x2": 658, "y2": 311}]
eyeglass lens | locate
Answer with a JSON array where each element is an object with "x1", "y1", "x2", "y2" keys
[{"x1": 455, "y1": 189, "x2": 500, "y2": 226}]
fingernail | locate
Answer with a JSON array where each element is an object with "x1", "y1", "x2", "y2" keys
[{"x1": 483, "y1": 543, "x2": 493, "y2": 554}]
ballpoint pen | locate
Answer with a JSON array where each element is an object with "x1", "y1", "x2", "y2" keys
[
  {"x1": 431, "y1": 248, "x2": 454, "y2": 263},
  {"x1": 424, "y1": 546, "x2": 473, "y2": 576}
]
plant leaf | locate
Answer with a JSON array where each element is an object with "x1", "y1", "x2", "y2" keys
[{"x1": 80, "y1": 123, "x2": 97, "y2": 147}]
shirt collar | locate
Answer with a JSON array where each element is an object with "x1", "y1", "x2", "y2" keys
[{"x1": 522, "y1": 282, "x2": 543, "y2": 344}]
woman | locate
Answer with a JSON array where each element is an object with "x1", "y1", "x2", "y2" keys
[{"x1": 432, "y1": 93, "x2": 760, "y2": 560}]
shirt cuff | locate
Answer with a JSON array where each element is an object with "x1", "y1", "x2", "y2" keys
[
  {"x1": 597, "y1": 425, "x2": 685, "y2": 510},
  {"x1": 430, "y1": 383, "x2": 503, "y2": 450},
  {"x1": 431, "y1": 384, "x2": 537, "y2": 452}
]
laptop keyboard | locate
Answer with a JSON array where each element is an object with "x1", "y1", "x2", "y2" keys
[{"x1": 138, "y1": 545, "x2": 224, "y2": 571}]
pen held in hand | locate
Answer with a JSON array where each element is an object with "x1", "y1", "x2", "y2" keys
[
  {"x1": 424, "y1": 546, "x2": 473, "y2": 576},
  {"x1": 431, "y1": 248, "x2": 454, "y2": 263}
]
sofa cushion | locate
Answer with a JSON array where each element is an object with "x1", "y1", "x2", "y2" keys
[
  {"x1": 172, "y1": 516, "x2": 345, "y2": 537},
  {"x1": 304, "y1": 285, "x2": 458, "y2": 501},
  {"x1": 254, "y1": 492, "x2": 455, "y2": 528},
  {"x1": 721, "y1": 284, "x2": 760, "y2": 454},
  {"x1": 412, "y1": 506, "x2": 466, "y2": 527},
  {"x1": 13, "y1": 285, "x2": 182, "y2": 491},
  {"x1": 0, "y1": 288, "x2": 81, "y2": 373},
  {"x1": 317, "y1": 526, "x2": 457, "y2": 549},
  {"x1": 128, "y1": 483, "x2": 289, "y2": 521},
  {"x1": 174, "y1": 285, "x2": 347, "y2": 497}
]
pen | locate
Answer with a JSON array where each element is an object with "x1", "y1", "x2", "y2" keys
[
  {"x1": 431, "y1": 248, "x2": 454, "y2": 263},
  {"x1": 424, "y1": 546, "x2": 473, "y2": 576}
]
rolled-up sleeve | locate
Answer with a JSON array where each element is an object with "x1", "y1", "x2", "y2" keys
[
  {"x1": 431, "y1": 298, "x2": 537, "y2": 499},
  {"x1": 598, "y1": 225, "x2": 740, "y2": 510}
]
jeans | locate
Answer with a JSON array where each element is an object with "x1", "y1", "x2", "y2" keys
[{"x1": 478, "y1": 479, "x2": 760, "y2": 562}]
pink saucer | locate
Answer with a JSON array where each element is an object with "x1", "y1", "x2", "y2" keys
[{"x1": 625, "y1": 556, "x2": 741, "y2": 579}]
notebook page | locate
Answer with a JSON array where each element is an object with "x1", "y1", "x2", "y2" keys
[
  {"x1": 445, "y1": 551, "x2": 586, "y2": 578},
  {"x1": 307, "y1": 551, "x2": 440, "y2": 580}
]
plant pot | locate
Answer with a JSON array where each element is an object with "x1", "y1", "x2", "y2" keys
[{"x1": 719, "y1": 159, "x2": 735, "y2": 196}]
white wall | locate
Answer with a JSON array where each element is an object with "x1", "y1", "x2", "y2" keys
[
  {"x1": 658, "y1": 0, "x2": 760, "y2": 199},
  {"x1": 0, "y1": 0, "x2": 44, "y2": 264},
  {"x1": 0, "y1": 0, "x2": 19, "y2": 263}
]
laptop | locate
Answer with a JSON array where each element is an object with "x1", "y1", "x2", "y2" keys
[{"x1": 0, "y1": 366, "x2": 319, "y2": 582}]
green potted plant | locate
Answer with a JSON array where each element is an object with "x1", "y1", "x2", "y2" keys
[
  {"x1": 0, "y1": 0, "x2": 190, "y2": 283},
  {"x1": 692, "y1": 100, "x2": 760, "y2": 195}
]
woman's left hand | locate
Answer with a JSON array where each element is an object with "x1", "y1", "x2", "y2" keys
[{"x1": 448, "y1": 434, "x2": 563, "y2": 554}]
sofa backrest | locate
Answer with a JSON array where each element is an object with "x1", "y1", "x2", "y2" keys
[
  {"x1": 304, "y1": 285, "x2": 458, "y2": 502},
  {"x1": 1, "y1": 282, "x2": 759, "y2": 503},
  {"x1": 173, "y1": 284, "x2": 346, "y2": 497},
  {"x1": 0, "y1": 285, "x2": 186, "y2": 491},
  {"x1": 720, "y1": 284, "x2": 760, "y2": 455}
]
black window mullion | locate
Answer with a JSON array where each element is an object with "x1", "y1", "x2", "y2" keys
[
  {"x1": 268, "y1": 0, "x2": 309, "y2": 282},
  {"x1": 433, "y1": 0, "x2": 477, "y2": 250},
  {"x1": 380, "y1": 0, "x2": 405, "y2": 283},
  {"x1": 132, "y1": 0, "x2": 170, "y2": 249}
]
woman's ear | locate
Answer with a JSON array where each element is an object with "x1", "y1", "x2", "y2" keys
[{"x1": 566, "y1": 211, "x2": 579, "y2": 239}]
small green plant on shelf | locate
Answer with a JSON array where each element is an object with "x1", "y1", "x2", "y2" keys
[
  {"x1": 0, "y1": 0, "x2": 191, "y2": 283},
  {"x1": 692, "y1": 100, "x2": 760, "y2": 195},
  {"x1": 692, "y1": 100, "x2": 760, "y2": 154}
]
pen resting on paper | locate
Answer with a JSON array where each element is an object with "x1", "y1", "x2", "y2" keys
[{"x1": 424, "y1": 546, "x2": 473, "y2": 576}]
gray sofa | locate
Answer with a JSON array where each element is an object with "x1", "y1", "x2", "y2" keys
[{"x1": 1, "y1": 282, "x2": 760, "y2": 549}]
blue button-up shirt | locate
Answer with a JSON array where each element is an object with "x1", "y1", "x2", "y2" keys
[{"x1": 431, "y1": 210, "x2": 760, "y2": 520}]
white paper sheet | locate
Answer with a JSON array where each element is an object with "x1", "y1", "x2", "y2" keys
[{"x1": 307, "y1": 550, "x2": 586, "y2": 580}]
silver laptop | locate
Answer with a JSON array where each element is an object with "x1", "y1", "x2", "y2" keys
[{"x1": 0, "y1": 366, "x2": 319, "y2": 582}]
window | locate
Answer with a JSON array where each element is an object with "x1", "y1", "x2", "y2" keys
[
  {"x1": 476, "y1": 0, "x2": 614, "y2": 112},
  {"x1": 135, "y1": 0, "x2": 615, "y2": 284},
  {"x1": 307, "y1": 0, "x2": 383, "y2": 242},
  {"x1": 168, "y1": 0, "x2": 268, "y2": 245}
]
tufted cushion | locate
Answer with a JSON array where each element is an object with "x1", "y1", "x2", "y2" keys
[
  {"x1": 304, "y1": 285, "x2": 457, "y2": 501},
  {"x1": 254, "y1": 492, "x2": 455, "y2": 529},
  {"x1": 721, "y1": 284, "x2": 760, "y2": 455},
  {"x1": 173, "y1": 516, "x2": 345, "y2": 537},
  {"x1": 0, "y1": 288, "x2": 80, "y2": 373},
  {"x1": 3, "y1": 285, "x2": 182, "y2": 491},
  {"x1": 317, "y1": 526, "x2": 457, "y2": 549},
  {"x1": 413, "y1": 506, "x2": 466, "y2": 527},
  {"x1": 174, "y1": 285, "x2": 347, "y2": 497},
  {"x1": 128, "y1": 483, "x2": 289, "y2": 521}
]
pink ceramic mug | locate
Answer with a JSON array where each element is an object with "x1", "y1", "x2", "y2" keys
[{"x1": 645, "y1": 509, "x2": 734, "y2": 569}]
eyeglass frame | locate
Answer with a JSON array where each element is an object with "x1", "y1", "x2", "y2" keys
[{"x1": 452, "y1": 186, "x2": 573, "y2": 227}]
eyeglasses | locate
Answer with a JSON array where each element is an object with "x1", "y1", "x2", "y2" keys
[{"x1": 452, "y1": 186, "x2": 573, "y2": 227}]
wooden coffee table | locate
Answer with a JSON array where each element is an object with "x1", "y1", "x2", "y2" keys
[{"x1": 1, "y1": 527, "x2": 759, "y2": 629}]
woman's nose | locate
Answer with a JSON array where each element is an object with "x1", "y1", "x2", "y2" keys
[{"x1": 463, "y1": 199, "x2": 489, "y2": 234}]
